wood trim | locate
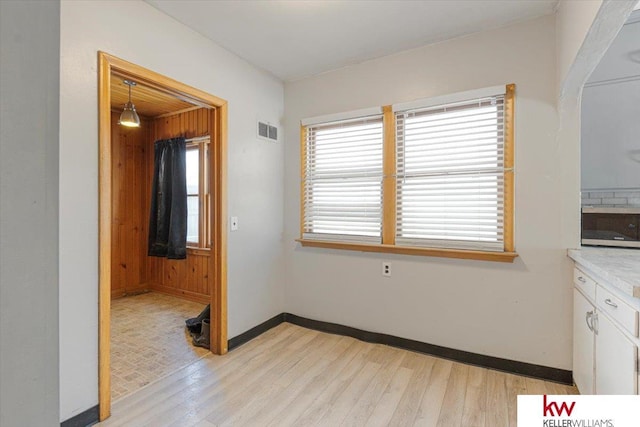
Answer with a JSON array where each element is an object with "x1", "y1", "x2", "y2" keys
[
  {"x1": 382, "y1": 105, "x2": 396, "y2": 245},
  {"x1": 108, "y1": 60, "x2": 225, "y2": 108},
  {"x1": 98, "y1": 52, "x2": 112, "y2": 421},
  {"x1": 148, "y1": 283, "x2": 210, "y2": 305},
  {"x1": 97, "y1": 51, "x2": 228, "y2": 421},
  {"x1": 504, "y1": 84, "x2": 515, "y2": 253},
  {"x1": 297, "y1": 239, "x2": 518, "y2": 263},
  {"x1": 154, "y1": 105, "x2": 203, "y2": 119},
  {"x1": 210, "y1": 105, "x2": 228, "y2": 355},
  {"x1": 187, "y1": 247, "x2": 211, "y2": 256},
  {"x1": 299, "y1": 125, "x2": 306, "y2": 238}
]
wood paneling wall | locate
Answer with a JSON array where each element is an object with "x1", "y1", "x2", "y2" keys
[
  {"x1": 110, "y1": 108, "x2": 212, "y2": 303},
  {"x1": 147, "y1": 108, "x2": 212, "y2": 304},
  {"x1": 111, "y1": 112, "x2": 150, "y2": 298}
]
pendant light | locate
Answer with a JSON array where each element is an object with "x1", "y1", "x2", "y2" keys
[{"x1": 119, "y1": 80, "x2": 141, "y2": 127}]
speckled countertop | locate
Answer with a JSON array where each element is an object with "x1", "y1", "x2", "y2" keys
[{"x1": 568, "y1": 247, "x2": 640, "y2": 298}]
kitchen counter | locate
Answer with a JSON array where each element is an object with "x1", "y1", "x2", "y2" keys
[{"x1": 568, "y1": 247, "x2": 640, "y2": 298}]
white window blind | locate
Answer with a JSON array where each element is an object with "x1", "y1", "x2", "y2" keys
[
  {"x1": 303, "y1": 115, "x2": 384, "y2": 243},
  {"x1": 395, "y1": 95, "x2": 506, "y2": 251}
]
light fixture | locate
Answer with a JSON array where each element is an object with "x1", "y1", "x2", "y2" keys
[{"x1": 119, "y1": 79, "x2": 140, "y2": 127}]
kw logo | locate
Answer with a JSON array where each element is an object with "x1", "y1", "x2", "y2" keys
[{"x1": 543, "y1": 395, "x2": 576, "y2": 417}]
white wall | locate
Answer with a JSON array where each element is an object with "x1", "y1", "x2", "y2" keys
[
  {"x1": 283, "y1": 16, "x2": 575, "y2": 369},
  {"x1": 0, "y1": 1, "x2": 60, "y2": 425},
  {"x1": 60, "y1": 0, "x2": 285, "y2": 421},
  {"x1": 581, "y1": 81, "x2": 640, "y2": 189},
  {"x1": 556, "y1": 0, "x2": 603, "y2": 92}
]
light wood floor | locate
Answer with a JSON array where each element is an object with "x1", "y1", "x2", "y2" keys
[{"x1": 99, "y1": 323, "x2": 576, "y2": 427}]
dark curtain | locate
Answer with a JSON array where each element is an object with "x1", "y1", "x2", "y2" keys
[{"x1": 148, "y1": 137, "x2": 187, "y2": 259}]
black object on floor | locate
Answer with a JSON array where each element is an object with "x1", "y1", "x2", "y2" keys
[
  {"x1": 193, "y1": 319, "x2": 210, "y2": 349},
  {"x1": 186, "y1": 304, "x2": 210, "y2": 334}
]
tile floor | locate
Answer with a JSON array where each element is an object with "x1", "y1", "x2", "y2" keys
[{"x1": 110, "y1": 292, "x2": 209, "y2": 401}]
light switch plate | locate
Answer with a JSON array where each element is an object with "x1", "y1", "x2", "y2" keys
[{"x1": 230, "y1": 216, "x2": 238, "y2": 231}]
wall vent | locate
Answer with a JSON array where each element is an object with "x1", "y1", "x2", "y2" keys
[{"x1": 257, "y1": 121, "x2": 278, "y2": 142}]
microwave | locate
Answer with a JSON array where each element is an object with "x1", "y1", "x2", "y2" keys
[{"x1": 581, "y1": 206, "x2": 640, "y2": 248}]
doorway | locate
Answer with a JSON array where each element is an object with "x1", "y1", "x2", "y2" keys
[{"x1": 98, "y1": 52, "x2": 228, "y2": 421}]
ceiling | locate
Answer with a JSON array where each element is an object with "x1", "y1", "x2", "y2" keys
[
  {"x1": 110, "y1": 74, "x2": 195, "y2": 117},
  {"x1": 146, "y1": 0, "x2": 557, "y2": 82}
]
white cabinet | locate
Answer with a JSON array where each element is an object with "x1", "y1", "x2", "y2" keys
[
  {"x1": 595, "y1": 312, "x2": 637, "y2": 394},
  {"x1": 573, "y1": 288, "x2": 595, "y2": 394},
  {"x1": 572, "y1": 267, "x2": 638, "y2": 395}
]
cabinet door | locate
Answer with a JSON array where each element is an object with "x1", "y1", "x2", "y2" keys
[
  {"x1": 573, "y1": 289, "x2": 595, "y2": 394},
  {"x1": 595, "y1": 312, "x2": 637, "y2": 394}
]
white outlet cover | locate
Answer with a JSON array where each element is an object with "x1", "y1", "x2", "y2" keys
[
  {"x1": 382, "y1": 262, "x2": 391, "y2": 277},
  {"x1": 230, "y1": 216, "x2": 238, "y2": 231}
]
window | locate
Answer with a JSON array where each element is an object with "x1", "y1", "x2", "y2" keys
[
  {"x1": 186, "y1": 139, "x2": 210, "y2": 248},
  {"x1": 299, "y1": 85, "x2": 516, "y2": 262},
  {"x1": 302, "y1": 113, "x2": 384, "y2": 243}
]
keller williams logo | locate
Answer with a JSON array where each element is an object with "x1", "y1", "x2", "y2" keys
[{"x1": 543, "y1": 395, "x2": 576, "y2": 417}]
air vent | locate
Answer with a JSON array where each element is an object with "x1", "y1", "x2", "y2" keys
[{"x1": 257, "y1": 121, "x2": 278, "y2": 142}]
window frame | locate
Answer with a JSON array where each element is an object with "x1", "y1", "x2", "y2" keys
[
  {"x1": 298, "y1": 84, "x2": 517, "y2": 263},
  {"x1": 186, "y1": 139, "x2": 210, "y2": 250}
]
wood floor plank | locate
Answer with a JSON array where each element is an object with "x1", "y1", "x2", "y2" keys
[
  {"x1": 204, "y1": 330, "x2": 325, "y2": 425},
  {"x1": 363, "y1": 366, "x2": 413, "y2": 427},
  {"x1": 413, "y1": 358, "x2": 454, "y2": 426},
  {"x1": 108, "y1": 322, "x2": 295, "y2": 417},
  {"x1": 317, "y1": 361, "x2": 383, "y2": 426},
  {"x1": 460, "y1": 366, "x2": 487, "y2": 427},
  {"x1": 98, "y1": 323, "x2": 573, "y2": 427},
  {"x1": 105, "y1": 325, "x2": 308, "y2": 427},
  {"x1": 290, "y1": 342, "x2": 376, "y2": 426},
  {"x1": 166, "y1": 328, "x2": 319, "y2": 426},
  {"x1": 265, "y1": 338, "x2": 368, "y2": 427},
  {"x1": 244, "y1": 336, "x2": 354, "y2": 427},
  {"x1": 435, "y1": 362, "x2": 469, "y2": 427},
  {"x1": 545, "y1": 380, "x2": 578, "y2": 395},
  {"x1": 485, "y1": 370, "x2": 509, "y2": 427},
  {"x1": 340, "y1": 348, "x2": 406, "y2": 426},
  {"x1": 525, "y1": 377, "x2": 549, "y2": 395},
  {"x1": 505, "y1": 373, "x2": 527, "y2": 427},
  {"x1": 214, "y1": 333, "x2": 343, "y2": 426},
  {"x1": 386, "y1": 352, "x2": 436, "y2": 426}
]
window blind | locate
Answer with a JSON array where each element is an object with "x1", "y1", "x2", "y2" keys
[
  {"x1": 303, "y1": 115, "x2": 384, "y2": 243},
  {"x1": 395, "y1": 95, "x2": 506, "y2": 251}
]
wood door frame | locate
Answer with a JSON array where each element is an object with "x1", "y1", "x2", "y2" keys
[{"x1": 98, "y1": 52, "x2": 228, "y2": 421}]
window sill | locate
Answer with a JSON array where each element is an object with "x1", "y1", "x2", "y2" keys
[
  {"x1": 187, "y1": 247, "x2": 211, "y2": 256},
  {"x1": 296, "y1": 239, "x2": 518, "y2": 263}
]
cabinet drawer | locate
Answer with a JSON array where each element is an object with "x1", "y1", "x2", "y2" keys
[
  {"x1": 596, "y1": 285, "x2": 638, "y2": 337},
  {"x1": 574, "y1": 268, "x2": 596, "y2": 300}
]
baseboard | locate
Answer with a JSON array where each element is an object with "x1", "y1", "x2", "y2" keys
[
  {"x1": 226, "y1": 312, "x2": 572, "y2": 384},
  {"x1": 228, "y1": 313, "x2": 286, "y2": 350},
  {"x1": 282, "y1": 313, "x2": 573, "y2": 385},
  {"x1": 60, "y1": 405, "x2": 99, "y2": 427},
  {"x1": 148, "y1": 283, "x2": 210, "y2": 304}
]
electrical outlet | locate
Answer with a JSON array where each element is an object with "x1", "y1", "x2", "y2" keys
[
  {"x1": 382, "y1": 261, "x2": 391, "y2": 277},
  {"x1": 230, "y1": 216, "x2": 238, "y2": 231}
]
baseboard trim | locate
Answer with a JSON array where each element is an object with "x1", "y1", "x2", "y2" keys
[
  {"x1": 148, "y1": 284, "x2": 210, "y2": 305},
  {"x1": 228, "y1": 313, "x2": 286, "y2": 350},
  {"x1": 282, "y1": 313, "x2": 573, "y2": 385},
  {"x1": 60, "y1": 405, "x2": 99, "y2": 427},
  {"x1": 225, "y1": 312, "x2": 572, "y2": 385}
]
